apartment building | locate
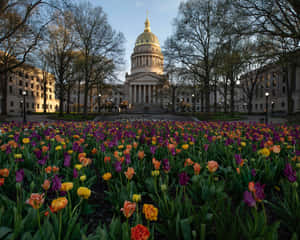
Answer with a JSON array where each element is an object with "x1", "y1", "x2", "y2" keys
[{"x1": 0, "y1": 65, "x2": 58, "y2": 115}]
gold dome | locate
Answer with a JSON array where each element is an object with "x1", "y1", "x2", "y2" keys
[{"x1": 135, "y1": 17, "x2": 160, "y2": 47}]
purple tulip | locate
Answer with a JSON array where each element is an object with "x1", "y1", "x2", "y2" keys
[
  {"x1": 51, "y1": 175, "x2": 61, "y2": 191},
  {"x1": 235, "y1": 154, "x2": 242, "y2": 165},
  {"x1": 64, "y1": 153, "x2": 71, "y2": 167},
  {"x1": 204, "y1": 144, "x2": 209, "y2": 152},
  {"x1": 179, "y1": 172, "x2": 190, "y2": 186},
  {"x1": 114, "y1": 161, "x2": 122, "y2": 173},
  {"x1": 38, "y1": 156, "x2": 47, "y2": 165},
  {"x1": 73, "y1": 168, "x2": 78, "y2": 179},
  {"x1": 150, "y1": 146, "x2": 156, "y2": 155},
  {"x1": 243, "y1": 191, "x2": 256, "y2": 207},
  {"x1": 125, "y1": 154, "x2": 131, "y2": 165},
  {"x1": 251, "y1": 169, "x2": 257, "y2": 177},
  {"x1": 16, "y1": 169, "x2": 24, "y2": 182},
  {"x1": 284, "y1": 163, "x2": 297, "y2": 182},
  {"x1": 163, "y1": 159, "x2": 170, "y2": 172},
  {"x1": 254, "y1": 182, "x2": 265, "y2": 201}
]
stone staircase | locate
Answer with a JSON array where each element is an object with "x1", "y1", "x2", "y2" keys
[{"x1": 129, "y1": 104, "x2": 165, "y2": 113}]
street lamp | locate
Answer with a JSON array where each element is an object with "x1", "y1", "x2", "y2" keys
[
  {"x1": 265, "y1": 92, "x2": 269, "y2": 124},
  {"x1": 22, "y1": 91, "x2": 27, "y2": 123},
  {"x1": 98, "y1": 93, "x2": 101, "y2": 113},
  {"x1": 192, "y1": 93, "x2": 195, "y2": 114}
]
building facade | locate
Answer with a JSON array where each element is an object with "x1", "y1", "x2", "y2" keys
[
  {"x1": 0, "y1": 65, "x2": 58, "y2": 115},
  {"x1": 239, "y1": 53, "x2": 300, "y2": 114}
]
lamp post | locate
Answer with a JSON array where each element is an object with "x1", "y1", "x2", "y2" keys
[
  {"x1": 22, "y1": 91, "x2": 27, "y2": 123},
  {"x1": 192, "y1": 93, "x2": 195, "y2": 114},
  {"x1": 265, "y1": 92, "x2": 269, "y2": 124},
  {"x1": 98, "y1": 93, "x2": 101, "y2": 113}
]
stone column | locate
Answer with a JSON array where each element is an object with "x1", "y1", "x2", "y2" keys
[
  {"x1": 134, "y1": 85, "x2": 137, "y2": 104},
  {"x1": 148, "y1": 84, "x2": 151, "y2": 104},
  {"x1": 129, "y1": 84, "x2": 132, "y2": 104},
  {"x1": 153, "y1": 85, "x2": 156, "y2": 104},
  {"x1": 138, "y1": 85, "x2": 142, "y2": 103},
  {"x1": 143, "y1": 85, "x2": 146, "y2": 103}
]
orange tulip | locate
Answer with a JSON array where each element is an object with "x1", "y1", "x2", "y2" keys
[
  {"x1": 248, "y1": 182, "x2": 255, "y2": 192},
  {"x1": 51, "y1": 197, "x2": 68, "y2": 212},
  {"x1": 26, "y1": 193, "x2": 45, "y2": 209},
  {"x1": 138, "y1": 151, "x2": 145, "y2": 160},
  {"x1": 120, "y1": 200, "x2": 136, "y2": 218},
  {"x1": 193, "y1": 163, "x2": 201, "y2": 175},
  {"x1": 45, "y1": 166, "x2": 52, "y2": 174},
  {"x1": 0, "y1": 168, "x2": 9, "y2": 177},
  {"x1": 42, "y1": 179, "x2": 51, "y2": 191},
  {"x1": 184, "y1": 158, "x2": 194, "y2": 167},
  {"x1": 104, "y1": 156, "x2": 111, "y2": 163},
  {"x1": 152, "y1": 158, "x2": 161, "y2": 170},
  {"x1": 207, "y1": 161, "x2": 219, "y2": 173},
  {"x1": 0, "y1": 178, "x2": 4, "y2": 186},
  {"x1": 125, "y1": 167, "x2": 135, "y2": 180}
]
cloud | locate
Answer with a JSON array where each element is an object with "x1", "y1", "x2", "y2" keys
[{"x1": 135, "y1": 0, "x2": 144, "y2": 7}]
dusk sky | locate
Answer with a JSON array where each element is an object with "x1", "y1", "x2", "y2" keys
[{"x1": 89, "y1": 0, "x2": 185, "y2": 81}]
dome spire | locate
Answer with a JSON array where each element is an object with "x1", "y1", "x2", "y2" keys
[{"x1": 144, "y1": 11, "x2": 151, "y2": 32}]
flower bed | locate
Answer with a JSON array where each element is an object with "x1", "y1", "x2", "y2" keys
[{"x1": 0, "y1": 121, "x2": 299, "y2": 239}]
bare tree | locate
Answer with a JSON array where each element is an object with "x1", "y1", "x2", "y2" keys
[
  {"x1": 0, "y1": 0, "x2": 67, "y2": 115},
  {"x1": 44, "y1": 10, "x2": 76, "y2": 116},
  {"x1": 72, "y1": 1, "x2": 125, "y2": 116},
  {"x1": 236, "y1": 0, "x2": 300, "y2": 43}
]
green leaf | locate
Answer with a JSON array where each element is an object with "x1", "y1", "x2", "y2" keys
[
  {"x1": 180, "y1": 218, "x2": 192, "y2": 240},
  {"x1": 0, "y1": 227, "x2": 12, "y2": 239}
]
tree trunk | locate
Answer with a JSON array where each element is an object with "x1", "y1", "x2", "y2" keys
[
  {"x1": 172, "y1": 86, "x2": 176, "y2": 112},
  {"x1": 0, "y1": 70, "x2": 8, "y2": 116},
  {"x1": 77, "y1": 79, "x2": 81, "y2": 113},
  {"x1": 248, "y1": 96, "x2": 253, "y2": 114},
  {"x1": 214, "y1": 80, "x2": 217, "y2": 112},
  {"x1": 43, "y1": 73, "x2": 47, "y2": 113},
  {"x1": 224, "y1": 81, "x2": 228, "y2": 113},
  {"x1": 230, "y1": 80, "x2": 235, "y2": 114},
  {"x1": 83, "y1": 82, "x2": 89, "y2": 116},
  {"x1": 67, "y1": 85, "x2": 71, "y2": 114},
  {"x1": 201, "y1": 90, "x2": 204, "y2": 112},
  {"x1": 204, "y1": 79, "x2": 210, "y2": 112},
  {"x1": 59, "y1": 78, "x2": 64, "y2": 116}
]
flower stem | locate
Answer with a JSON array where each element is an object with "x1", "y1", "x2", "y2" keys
[{"x1": 58, "y1": 211, "x2": 62, "y2": 240}]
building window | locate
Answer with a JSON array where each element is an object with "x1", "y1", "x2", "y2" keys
[
  {"x1": 50, "y1": 95, "x2": 52, "y2": 100},
  {"x1": 9, "y1": 77, "x2": 12, "y2": 82},
  {"x1": 260, "y1": 104, "x2": 263, "y2": 110},
  {"x1": 9, "y1": 86, "x2": 12, "y2": 94},
  {"x1": 255, "y1": 104, "x2": 258, "y2": 110},
  {"x1": 25, "y1": 74, "x2": 29, "y2": 79},
  {"x1": 50, "y1": 105, "x2": 52, "y2": 109},
  {"x1": 20, "y1": 102, "x2": 22, "y2": 108},
  {"x1": 19, "y1": 80, "x2": 23, "y2": 86},
  {"x1": 32, "y1": 103, "x2": 34, "y2": 109},
  {"x1": 36, "y1": 85, "x2": 39, "y2": 90},
  {"x1": 37, "y1": 104, "x2": 39, "y2": 109},
  {"x1": 37, "y1": 92, "x2": 39, "y2": 97},
  {"x1": 19, "y1": 89, "x2": 22, "y2": 95},
  {"x1": 281, "y1": 102, "x2": 285, "y2": 107},
  {"x1": 31, "y1": 84, "x2": 34, "y2": 88},
  {"x1": 282, "y1": 86, "x2": 286, "y2": 94},
  {"x1": 26, "y1": 103, "x2": 29, "y2": 108},
  {"x1": 10, "y1": 101, "x2": 14, "y2": 107},
  {"x1": 25, "y1": 82, "x2": 28, "y2": 87},
  {"x1": 31, "y1": 92, "x2": 34, "y2": 97}
]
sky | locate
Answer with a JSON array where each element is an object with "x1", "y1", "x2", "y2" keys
[{"x1": 89, "y1": 0, "x2": 185, "y2": 82}]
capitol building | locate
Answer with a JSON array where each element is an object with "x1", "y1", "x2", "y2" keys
[{"x1": 124, "y1": 16, "x2": 168, "y2": 111}]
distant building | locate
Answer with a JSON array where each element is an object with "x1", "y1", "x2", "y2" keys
[
  {"x1": 239, "y1": 52, "x2": 300, "y2": 114},
  {"x1": 0, "y1": 64, "x2": 58, "y2": 115}
]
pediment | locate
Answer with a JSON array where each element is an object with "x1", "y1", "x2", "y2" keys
[{"x1": 126, "y1": 72, "x2": 166, "y2": 84}]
